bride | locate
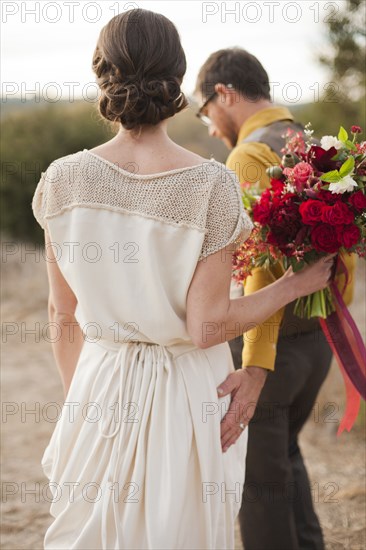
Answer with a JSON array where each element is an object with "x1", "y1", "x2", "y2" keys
[{"x1": 32, "y1": 8, "x2": 335, "y2": 549}]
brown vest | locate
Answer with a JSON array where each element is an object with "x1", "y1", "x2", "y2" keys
[{"x1": 242, "y1": 119, "x2": 320, "y2": 337}]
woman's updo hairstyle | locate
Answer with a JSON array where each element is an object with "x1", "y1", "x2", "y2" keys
[{"x1": 92, "y1": 9, "x2": 188, "y2": 130}]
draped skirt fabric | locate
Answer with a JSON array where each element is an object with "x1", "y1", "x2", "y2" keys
[{"x1": 41, "y1": 339, "x2": 248, "y2": 549}]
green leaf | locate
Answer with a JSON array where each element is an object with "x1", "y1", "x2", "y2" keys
[
  {"x1": 304, "y1": 249, "x2": 322, "y2": 263},
  {"x1": 310, "y1": 291, "x2": 326, "y2": 318},
  {"x1": 320, "y1": 170, "x2": 341, "y2": 183},
  {"x1": 242, "y1": 195, "x2": 251, "y2": 210},
  {"x1": 338, "y1": 126, "x2": 348, "y2": 142},
  {"x1": 339, "y1": 156, "x2": 355, "y2": 178},
  {"x1": 241, "y1": 189, "x2": 258, "y2": 209},
  {"x1": 345, "y1": 139, "x2": 357, "y2": 151},
  {"x1": 331, "y1": 151, "x2": 346, "y2": 161},
  {"x1": 292, "y1": 259, "x2": 305, "y2": 272}
]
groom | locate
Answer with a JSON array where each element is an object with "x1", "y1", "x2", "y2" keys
[{"x1": 195, "y1": 48, "x2": 355, "y2": 550}]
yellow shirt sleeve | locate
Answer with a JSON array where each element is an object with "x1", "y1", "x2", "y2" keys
[
  {"x1": 334, "y1": 252, "x2": 357, "y2": 306},
  {"x1": 227, "y1": 142, "x2": 285, "y2": 371},
  {"x1": 241, "y1": 263, "x2": 286, "y2": 371}
]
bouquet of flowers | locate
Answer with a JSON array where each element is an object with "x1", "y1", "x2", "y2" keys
[
  {"x1": 233, "y1": 124, "x2": 366, "y2": 318},
  {"x1": 232, "y1": 124, "x2": 366, "y2": 434}
]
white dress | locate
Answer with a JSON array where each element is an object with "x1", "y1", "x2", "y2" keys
[{"x1": 31, "y1": 149, "x2": 253, "y2": 550}]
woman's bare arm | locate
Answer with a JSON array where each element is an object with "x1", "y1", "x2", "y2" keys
[
  {"x1": 187, "y1": 241, "x2": 334, "y2": 349},
  {"x1": 44, "y1": 228, "x2": 84, "y2": 397}
]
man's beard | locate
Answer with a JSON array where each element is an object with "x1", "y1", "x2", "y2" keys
[
  {"x1": 229, "y1": 132, "x2": 238, "y2": 148},
  {"x1": 225, "y1": 118, "x2": 238, "y2": 149},
  {"x1": 226, "y1": 129, "x2": 238, "y2": 149}
]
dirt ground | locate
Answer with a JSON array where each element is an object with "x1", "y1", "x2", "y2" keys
[{"x1": 1, "y1": 243, "x2": 365, "y2": 550}]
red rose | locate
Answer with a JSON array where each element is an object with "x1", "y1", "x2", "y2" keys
[
  {"x1": 310, "y1": 224, "x2": 340, "y2": 253},
  {"x1": 336, "y1": 224, "x2": 361, "y2": 248},
  {"x1": 299, "y1": 200, "x2": 326, "y2": 225},
  {"x1": 292, "y1": 162, "x2": 313, "y2": 191},
  {"x1": 321, "y1": 201, "x2": 354, "y2": 225},
  {"x1": 317, "y1": 189, "x2": 339, "y2": 204},
  {"x1": 349, "y1": 190, "x2": 366, "y2": 212}
]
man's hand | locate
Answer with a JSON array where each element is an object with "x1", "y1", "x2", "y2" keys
[{"x1": 217, "y1": 365, "x2": 268, "y2": 452}]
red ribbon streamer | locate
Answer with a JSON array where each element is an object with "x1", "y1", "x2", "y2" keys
[{"x1": 319, "y1": 256, "x2": 366, "y2": 435}]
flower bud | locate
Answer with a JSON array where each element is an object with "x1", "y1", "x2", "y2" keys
[
  {"x1": 351, "y1": 125, "x2": 362, "y2": 134},
  {"x1": 281, "y1": 153, "x2": 300, "y2": 168},
  {"x1": 266, "y1": 166, "x2": 283, "y2": 179}
]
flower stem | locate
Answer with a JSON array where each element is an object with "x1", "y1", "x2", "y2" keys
[{"x1": 294, "y1": 288, "x2": 336, "y2": 319}]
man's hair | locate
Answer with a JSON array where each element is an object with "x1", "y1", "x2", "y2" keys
[{"x1": 195, "y1": 48, "x2": 271, "y2": 102}]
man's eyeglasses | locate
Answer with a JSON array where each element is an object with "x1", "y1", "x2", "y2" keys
[
  {"x1": 196, "y1": 91, "x2": 217, "y2": 126},
  {"x1": 195, "y1": 84, "x2": 234, "y2": 126}
]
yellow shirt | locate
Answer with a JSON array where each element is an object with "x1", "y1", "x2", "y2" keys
[{"x1": 227, "y1": 106, "x2": 356, "y2": 371}]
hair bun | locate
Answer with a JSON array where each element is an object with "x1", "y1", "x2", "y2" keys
[
  {"x1": 97, "y1": 74, "x2": 186, "y2": 130},
  {"x1": 141, "y1": 77, "x2": 182, "y2": 103},
  {"x1": 108, "y1": 74, "x2": 120, "y2": 85},
  {"x1": 92, "y1": 10, "x2": 188, "y2": 130}
]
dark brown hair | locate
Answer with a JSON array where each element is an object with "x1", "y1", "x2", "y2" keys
[
  {"x1": 92, "y1": 9, "x2": 188, "y2": 130},
  {"x1": 195, "y1": 48, "x2": 271, "y2": 102}
]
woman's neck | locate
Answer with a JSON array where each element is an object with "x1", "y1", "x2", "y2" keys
[
  {"x1": 88, "y1": 119, "x2": 206, "y2": 174},
  {"x1": 114, "y1": 121, "x2": 170, "y2": 146}
]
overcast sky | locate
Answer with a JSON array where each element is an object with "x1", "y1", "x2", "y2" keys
[{"x1": 2, "y1": 0, "x2": 342, "y2": 104}]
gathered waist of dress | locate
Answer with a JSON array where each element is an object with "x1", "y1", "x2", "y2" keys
[
  {"x1": 92, "y1": 338, "x2": 201, "y2": 440},
  {"x1": 94, "y1": 337, "x2": 199, "y2": 360},
  {"x1": 88, "y1": 337, "x2": 229, "y2": 440}
]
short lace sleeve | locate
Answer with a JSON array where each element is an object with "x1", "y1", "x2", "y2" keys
[
  {"x1": 198, "y1": 164, "x2": 253, "y2": 261},
  {"x1": 31, "y1": 171, "x2": 47, "y2": 230}
]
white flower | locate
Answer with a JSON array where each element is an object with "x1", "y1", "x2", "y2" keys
[
  {"x1": 284, "y1": 182, "x2": 295, "y2": 193},
  {"x1": 320, "y1": 135, "x2": 344, "y2": 151},
  {"x1": 329, "y1": 175, "x2": 358, "y2": 194}
]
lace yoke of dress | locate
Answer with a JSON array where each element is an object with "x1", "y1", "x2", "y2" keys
[{"x1": 32, "y1": 149, "x2": 253, "y2": 260}]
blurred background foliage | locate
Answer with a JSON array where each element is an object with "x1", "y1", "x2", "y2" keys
[{"x1": 1, "y1": 0, "x2": 365, "y2": 243}]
